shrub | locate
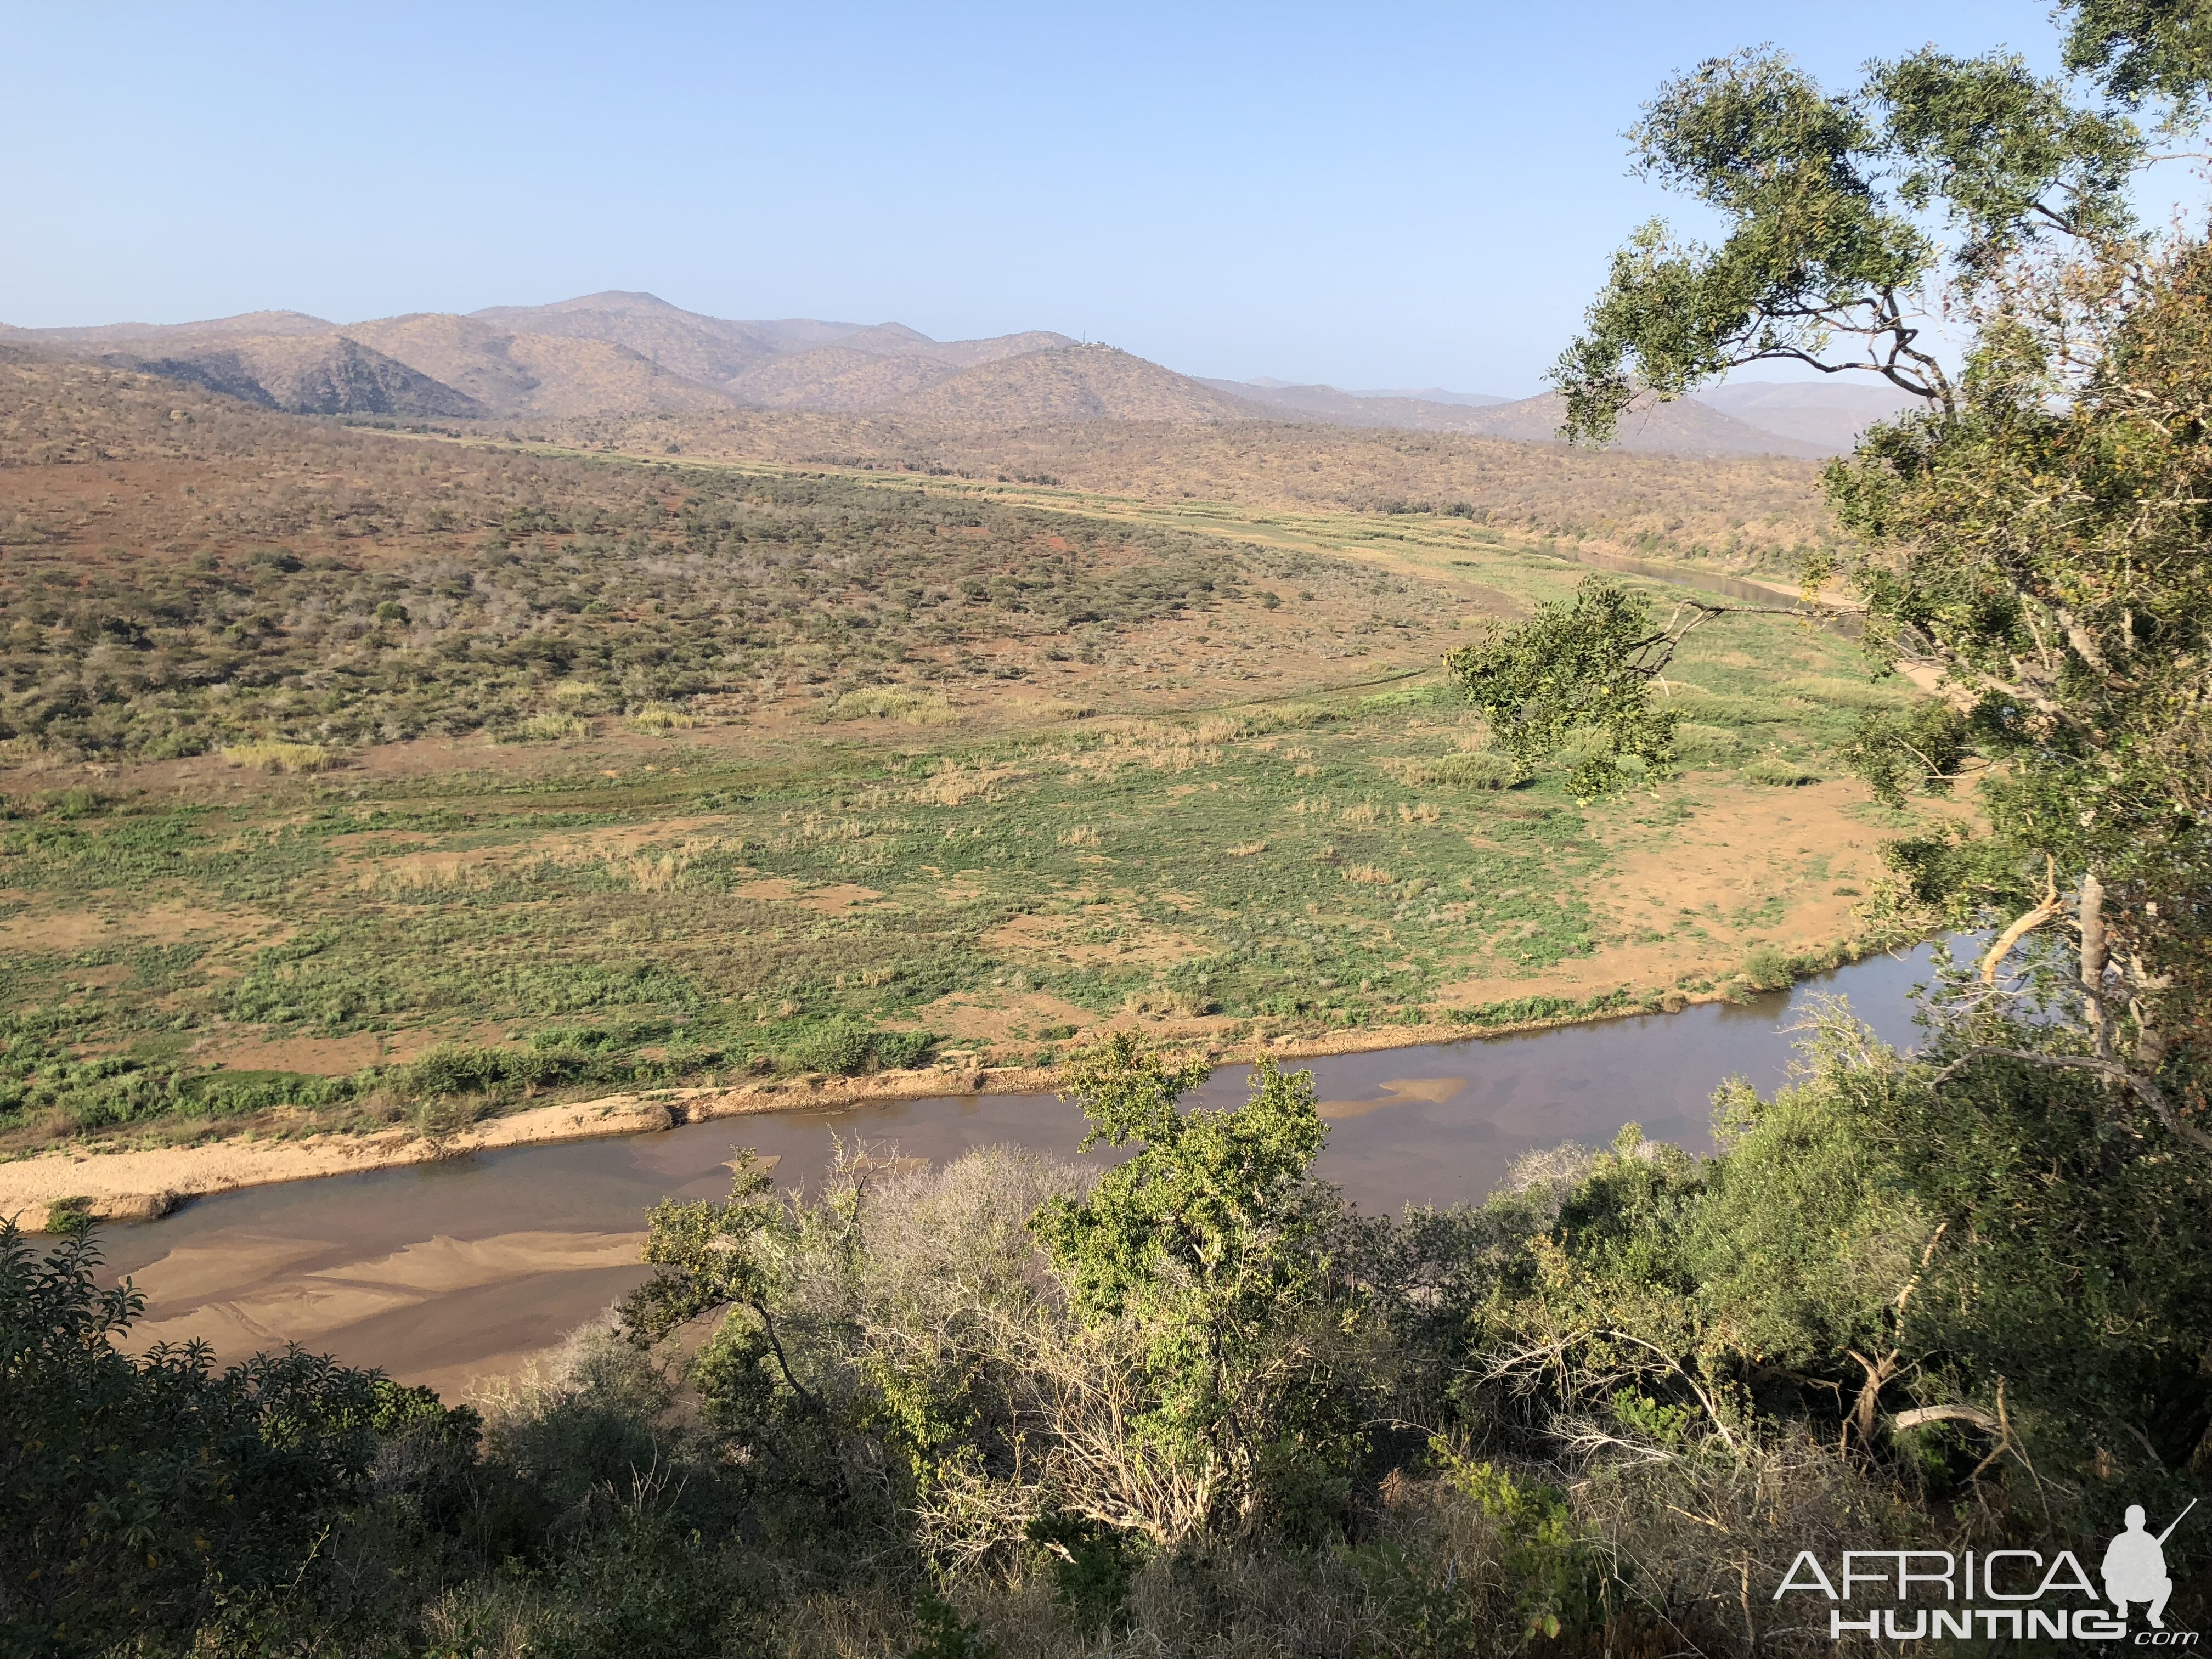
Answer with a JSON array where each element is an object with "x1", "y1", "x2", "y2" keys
[
  {"x1": 0, "y1": 1222, "x2": 477, "y2": 1658},
  {"x1": 1743, "y1": 755, "x2": 1820, "y2": 786},
  {"x1": 872, "y1": 1029, "x2": 938, "y2": 1071},
  {"x1": 627, "y1": 702, "x2": 698, "y2": 730},
  {"x1": 1741, "y1": 942, "x2": 1794, "y2": 991},
  {"x1": 826, "y1": 687, "x2": 957, "y2": 724},
  {"x1": 516, "y1": 712, "x2": 589, "y2": 742},
  {"x1": 780, "y1": 1019, "x2": 935, "y2": 1075},
  {"x1": 1025, "y1": 1511, "x2": 1136, "y2": 1632},
  {"x1": 782, "y1": 1019, "x2": 877, "y2": 1075},
  {"x1": 221, "y1": 741, "x2": 335, "y2": 774},
  {"x1": 404, "y1": 1042, "x2": 516, "y2": 1099}
]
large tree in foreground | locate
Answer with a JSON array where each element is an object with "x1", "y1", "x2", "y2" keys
[{"x1": 1454, "y1": 2, "x2": 2212, "y2": 1146}]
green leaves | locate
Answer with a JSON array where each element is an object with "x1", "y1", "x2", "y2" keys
[
  {"x1": 0, "y1": 1221, "x2": 475, "y2": 1658},
  {"x1": 1052, "y1": 1028, "x2": 1212, "y2": 1161},
  {"x1": 620, "y1": 1153, "x2": 786, "y2": 1344},
  {"x1": 1443, "y1": 579, "x2": 1682, "y2": 798},
  {"x1": 1030, "y1": 1037, "x2": 1375, "y2": 1537},
  {"x1": 1826, "y1": 234, "x2": 2212, "y2": 1050},
  {"x1": 1841, "y1": 699, "x2": 1979, "y2": 806},
  {"x1": 1872, "y1": 49, "x2": 2141, "y2": 268},
  {"x1": 1556, "y1": 42, "x2": 2148, "y2": 442},
  {"x1": 1558, "y1": 48, "x2": 1939, "y2": 441},
  {"x1": 1534, "y1": 3, "x2": 2212, "y2": 1106},
  {"x1": 1033, "y1": 1039, "x2": 1327, "y2": 1325},
  {"x1": 2064, "y1": 0, "x2": 2212, "y2": 119}
]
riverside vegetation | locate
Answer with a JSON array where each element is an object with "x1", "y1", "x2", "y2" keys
[{"x1": 5, "y1": 1007, "x2": 2205, "y2": 1656}]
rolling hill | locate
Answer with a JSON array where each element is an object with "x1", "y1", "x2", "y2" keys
[
  {"x1": 724, "y1": 345, "x2": 964, "y2": 410},
  {"x1": 336, "y1": 312, "x2": 733, "y2": 418},
  {"x1": 879, "y1": 344, "x2": 1253, "y2": 424},
  {"x1": 3, "y1": 292, "x2": 1876, "y2": 454},
  {"x1": 0, "y1": 309, "x2": 335, "y2": 345},
  {"x1": 78, "y1": 332, "x2": 487, "y2": 419},
  {"x1": 1196, "y1": 377, "x2": 1828, "y2": 458},
  {"x1": 1437, "y1": 390, "x2": 1830, "y2": 459},
  {"x1": 465, "y1": 291, "x2": 794, "y2": 385},
  {"x1": 1692, "y1": 379, "x2": 1923, "y2": 451},
  {"x1": 4, "y1": 294, "x2": 1094, "y2": 424}
]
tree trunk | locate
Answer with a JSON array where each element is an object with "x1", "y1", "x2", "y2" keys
[{"x1": 2080, "y1": 870, "x2": 2109, "y2": 1060}]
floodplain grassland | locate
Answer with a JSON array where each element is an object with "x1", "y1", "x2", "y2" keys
[{"x1": 0, "y1": 358, "x2": 1954, "y2": 1170}]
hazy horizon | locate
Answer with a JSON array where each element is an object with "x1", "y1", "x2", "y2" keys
[{"x1": 7, "y1": 1, "x2": 2071, "y2": 396}]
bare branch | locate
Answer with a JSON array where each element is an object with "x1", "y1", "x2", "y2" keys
[
  {"x1": 1931, "y1": 1046, "x2": 2211, "y2": 1153},
  {"x1": 1979, "y1": 857, "x2": 2061, "y2": 983},
  {"x1": 1895, "y1": 1403, "x2": 2003, "y2": 1434}
]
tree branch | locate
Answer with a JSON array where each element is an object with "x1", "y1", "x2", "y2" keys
[
  {"x1": 1979, "y1": 857, "x2": 2060, "y2": 982},
  {"x1": 1931, "y1": 1046, "x2": 2211, "y2": 1153}
]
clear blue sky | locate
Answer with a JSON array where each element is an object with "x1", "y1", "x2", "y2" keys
[{"x1": 7, "y1": 2, "x2": 2070, "y2": 394}]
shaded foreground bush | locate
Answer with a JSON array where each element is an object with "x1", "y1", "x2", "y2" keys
[{"x1": 9, "y1": 1014, "x2": 2207, "y2": 1656}]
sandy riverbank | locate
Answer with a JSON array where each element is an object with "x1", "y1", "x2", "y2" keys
[
  {"x1": 1, "y1": 1003, "x2": 1705, "y2": 1232},
  {"x1": 0, "y1": 1068, "x2": 977, "y2": 1233}
]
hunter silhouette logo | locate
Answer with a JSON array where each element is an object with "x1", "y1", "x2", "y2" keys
[
  {"x1": 1775, "y1": 1500, "x2": 2199, "y2": 1642},
  {"x1": 2106, "y1": 1501, "x2": 2195, "y2": 1631}
]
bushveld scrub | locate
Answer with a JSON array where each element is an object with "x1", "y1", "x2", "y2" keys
[
  {"x1": 1, "y1": 345, "x2": 1924, "y2": 1155},
  {"x1": 552, "y1": 403, "x2": 1844, "y2": 572},
  {"x1": 10, "y1": 1024, "x2": 2204, "y2": 1656},
  {"x1": 0, "y1": 606, "x2": 1903, "y2": 1154},
  {"x1": 0, "y1": 359, "x2": 1254, "y2": 761}
]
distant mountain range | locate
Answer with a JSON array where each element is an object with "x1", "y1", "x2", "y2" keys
[
  {"x1": 1204, "y1": 375, "x2": 1920, "y2": 455},
  {"x1": 0, "y1": 291, "x2": 1921, "y2": 458}
]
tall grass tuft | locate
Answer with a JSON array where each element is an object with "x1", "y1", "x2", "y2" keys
[
  {"x1": 221, "y1": 741, "x2": 335, "y2": 774},
  {"x1": 515, "y1": 712, "x2": 588, "y2": 742},
  {"x1": 827, "y1": 686, "x2": 958, "y2": 724}
]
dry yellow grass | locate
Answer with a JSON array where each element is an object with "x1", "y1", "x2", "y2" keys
[
  {"x1": 828, "y1": 687, "x2": 959, "y2": 724},
  {"x1": 515, "y1": 712, "x2": 587, "y2": 742},
  {"x1": 221, "y1": 741, "x2": 335, "y2": 774},
  {"x1": 625, "y1": 852, "x2": 687, "y2": 891}
]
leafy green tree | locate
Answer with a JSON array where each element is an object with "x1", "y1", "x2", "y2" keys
[
  {"x1": 618, "y1": 1149, "x2": 865, "y2": 1521},
  {"x1": 2065, "y1": 0, "x2": 2212, "y2": 118},
  {"x1": 0, "y1": 1220, "x2": 473, "y2": 1658},
  {"x1": 1465, "y1": 1015, "x2": 2212, "y2": 1497},
  {"x1": 1446, "y1": 581, "x2": 1685, "y2": 798},
  {"x1": 1031, "y1": 1035, "x2": 1376, "y2": 1537},
  {"x1": 1457, "y1": 3, "x2": 2212, "y2": 1144},
  {"x1": 1554, "y1": 42, "x2": 2138, "y2": 432}
]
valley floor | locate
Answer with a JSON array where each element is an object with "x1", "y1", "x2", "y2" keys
[{"x1": 2, "y1": 444, "x2": 1961, "y2": 1211}]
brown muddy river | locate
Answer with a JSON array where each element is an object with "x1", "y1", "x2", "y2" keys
[{"x1": 98, "y1": 946, "x2": 1943, "y2": 1399}]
